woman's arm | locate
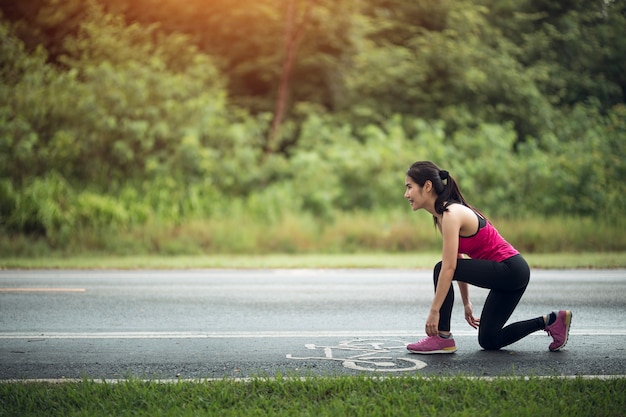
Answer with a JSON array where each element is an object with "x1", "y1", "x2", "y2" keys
[
  {"x1": 457, "y1": 281, "x2": 470, "y2": 305},
  {"x1": 458, "y1": 280, "x2": 480, "y2": 329},
  {"x1": 456, "y1": 254, "x2": 470, "y2": 304},
  {"x1": 425, "y1": 211, "x2": 460, "y2": 336}
]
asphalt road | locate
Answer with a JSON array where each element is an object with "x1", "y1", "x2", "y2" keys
[{"x1": 1, "y1": 269, "x2": 625, "y2": 380}]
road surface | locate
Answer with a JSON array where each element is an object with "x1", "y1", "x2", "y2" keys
[{"x1": 1, "y1": 269, "x2": 625, "y2": 380}]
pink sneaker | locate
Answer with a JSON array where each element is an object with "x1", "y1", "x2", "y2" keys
[
  {"x1": 407, "y1": 335, "x2": 457, "y2": 354},
  {"x1": 545, "y1": 310, "x2": 572, "y2": 351}
]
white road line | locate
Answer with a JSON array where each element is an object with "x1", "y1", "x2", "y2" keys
[
  {"x1": 0, "y1": 288, "x2": 86, "y2": 293},
  {"x1": 0, "y1": 329, "x2": 625, "y2": 339}
]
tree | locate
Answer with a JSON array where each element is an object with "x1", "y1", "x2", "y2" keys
[
  {"x1": 343, "y1": 0, "x2": 554, "y2": 141},
  {"x1": 480, "y1": 0, "x2": 625, "y2": 110},
  {"x1": 0, "y1": 0, "x2": 87, "y2": 59},
  {"x1": 267, "y1": 0, "x2": 313, "y2": 153}
]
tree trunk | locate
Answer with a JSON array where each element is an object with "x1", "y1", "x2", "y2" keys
[{"x1": 266, "y1": 0, "x2": 312, "y2": 154}]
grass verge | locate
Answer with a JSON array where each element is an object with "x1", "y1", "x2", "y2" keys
[
  {"x1": 1, "y1": 252, "x2": 625, "y2": 269},
  {"x1": 2, "y1": 213, "x2": 625, "y2": 258},
  {"x1": 1, "y1": 376, "x2": 624, "y2": 417}
]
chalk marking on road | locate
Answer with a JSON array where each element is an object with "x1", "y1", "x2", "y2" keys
[
  {"x1": 286, "y1": 338, "x2": 428, "y2": 372},
  {"x1": 0, "y1": 329, "x2": 625, "y2": 339}
]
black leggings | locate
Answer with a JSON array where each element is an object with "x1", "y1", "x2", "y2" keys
[{"x1": 433, "y1": 254, "x2": 545, "y2": 350}]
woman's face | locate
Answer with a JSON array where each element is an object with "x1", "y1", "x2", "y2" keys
[{"x1": 404, "y1": 175, "x2": 426, "y2": 211}]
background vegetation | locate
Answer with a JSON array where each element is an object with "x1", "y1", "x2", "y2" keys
[{"x1": 0, "y1": 0, "x2": 624, "y2": 255}]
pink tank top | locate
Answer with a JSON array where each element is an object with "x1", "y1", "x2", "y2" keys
[{"x1": 457, "y1": 216, "x2": 519, "y2": 262}]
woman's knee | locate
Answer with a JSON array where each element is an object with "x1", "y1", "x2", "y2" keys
[{"x1": 478, "y1": 332, "x2": 501, "y2": 351}]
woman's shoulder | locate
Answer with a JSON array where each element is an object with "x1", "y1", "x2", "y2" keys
[
  {"x1": 443, "y1": 202, "x2": 481, "y2": 230},
  {"x1": 444, "y1": 201, "x2": 474, "y2": 214}
]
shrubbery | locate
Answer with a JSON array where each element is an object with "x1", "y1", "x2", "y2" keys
[{"x1": 0, "y1": 1, "x2": 624, "y2": 253}]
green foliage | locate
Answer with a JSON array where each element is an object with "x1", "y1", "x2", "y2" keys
[
  {"x1": 478, "y1": 0, "x2": 626, "y2": 128},
  {"x1": 0, "y1": 0, "x2": 624, "y2": 252},
  {"x1": 1, "y1": 173, "x2": 74, "y2": 244},
  {"x1": 327, "y1": 0, "x2": 556, "y2": 141}
]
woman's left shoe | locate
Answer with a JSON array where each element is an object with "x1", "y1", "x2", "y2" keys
[{"x1": 545, "y1": 310, "x2": 572, "y2": 351}]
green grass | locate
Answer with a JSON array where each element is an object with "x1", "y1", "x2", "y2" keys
[
  {"x1": 1, "y1": 252, "x2": 625, "y2": 270},
  {"x1": 2, "y1": 213, "x2": 625, "y2": 258},
  {"x1": 1, "y1": 376, "x2": 624, "y2": 417}
]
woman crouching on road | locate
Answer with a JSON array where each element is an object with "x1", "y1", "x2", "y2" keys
[{"x1": 404, "y1": 160, "x2": 571, "y2": 354}]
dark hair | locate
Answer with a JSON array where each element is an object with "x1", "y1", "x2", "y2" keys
[{"x1": 406, "y1": 161, "x2": 478, "y2": 226}]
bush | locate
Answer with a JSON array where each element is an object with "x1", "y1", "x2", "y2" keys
[{"x1": 1, "y1": 4, "x2": 624, "y2": 254}]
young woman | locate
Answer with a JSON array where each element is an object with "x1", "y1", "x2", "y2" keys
[{"x1": 404, "y1": 161, "x2": 572, "y2": 354}]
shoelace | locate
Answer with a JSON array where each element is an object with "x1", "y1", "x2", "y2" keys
[{"x1": 545, "y1": 325, "x2": 560, "y2": 340}]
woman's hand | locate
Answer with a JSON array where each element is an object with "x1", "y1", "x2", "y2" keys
[
  {"x1": 464, "y1": 302, "x2": 480, "y2": 329},
  {"x1": 425, "y1": 310, "x2": 440, "y2": 337}
]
